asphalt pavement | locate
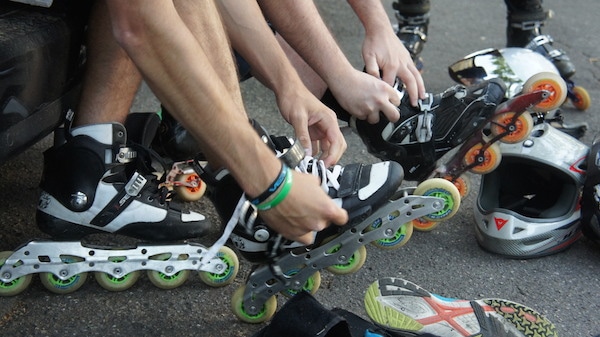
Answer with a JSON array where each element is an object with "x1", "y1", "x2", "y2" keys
[{"x1": 1, "y1": 0, "x2": 599, "y2": 336}]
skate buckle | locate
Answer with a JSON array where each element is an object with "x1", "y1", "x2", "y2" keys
[
  {"x1": 397, "y1": 26, "x2": 427, "y2": 41},
  {"x1": 526, "y1": 35, "x2": 553, "y2": 50},
  {"x1": 125, "y1": 172, "x2": 147, "y2": 196},
  {"x1": 116, "y1": 147, "x2": 137, "y2": 163},
  {"x1": 415, "y1": 94, "x2": 434, "y2": 143},
  {"x1": 511, "y1": 20, "x2": 544, "y2": 31}
]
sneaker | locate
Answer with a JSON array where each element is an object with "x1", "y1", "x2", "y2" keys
[
  {"x1": 364, "y1": 277, "x2": 558, "y2": 337},
  {"x1": 36, "y1": 122, "x2": 210, "y2": 241},
  {"x1": 351, "y1": 79, "x2": 506, "y2": 181}
]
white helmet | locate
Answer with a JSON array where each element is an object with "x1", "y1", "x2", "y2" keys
[{"x1": 474, "y1": 123, "x2": 588, "y2": 258}]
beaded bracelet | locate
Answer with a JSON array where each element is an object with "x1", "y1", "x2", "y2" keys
[
  {"x1": 248, "y1": 163, "x2": 288, "y2": 206},
  {"x1": 256, "y1": 166, "x2": 293, "y2": 211}
]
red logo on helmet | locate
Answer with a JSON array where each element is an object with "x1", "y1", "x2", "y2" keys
[{"x1": 494, "y1": 217, "x2": 508, "y2": 231}]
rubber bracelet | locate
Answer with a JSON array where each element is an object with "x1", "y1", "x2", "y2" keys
[
  {"x1": 256, "y1": 167, "x2": 292, "y2": 211},
  {"x1": 248, "y1": 163, "x2": 287, "y2": 206}
]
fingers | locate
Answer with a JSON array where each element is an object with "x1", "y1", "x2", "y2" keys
[{"x1": 364, "y1": 55, "x2": 380, "y2": 80}]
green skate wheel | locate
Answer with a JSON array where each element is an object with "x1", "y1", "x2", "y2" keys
[
  {"x1": 325, "y1": 244, "x2": 367, "y2": 275},
  {"x1": 147, "y1": 253, "x2": 190, "y2": 290},
  {"x1": 94, "y1": 256, "x2": 140, "y2": 292},
  {"x1": 414, "y1": 178, "x2": 461, "y2": 222},
  {"x1": 40, "y1": 255, "x2": 88, "y2": 294},
  {"x1": 371, "y1": 221, "x2": 414, "y2": 250},
  {"x1": 280, "y1": 270, "x2": 321, "y2": 297},
  {"x1": 231, "y1": 285, "x2": 277, "y2": 324},
  {"x1": 198, "y1": 246, "x2": 239, "y2": 287},
  {"x1": 0, "y1": 251, "x2": 33, "y2": 297}
]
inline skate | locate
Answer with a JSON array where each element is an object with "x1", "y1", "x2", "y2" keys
[
  {"x1": 348, "y1": 78, "x2": 563, "y2": 230},
  {"x1": 0, "y1": 113, "x2": 239, "y2": 296},
  {"x1": 199, "y1": 119, "x2": 461, "y2": 323},
  {"x1": 504, "y1": 0, "x2": 589, "y2": 111}
]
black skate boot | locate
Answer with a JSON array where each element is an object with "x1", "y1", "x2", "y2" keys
[
  {"x1": 36, "y1": 121, "x2": 211, "y2": 241},
  {"x1": 351, "y1": 78, "x2": 507, "y2": 181},
  {"x1": 505, "y1": 0, "x2": 575, "y2": 79},
  {"x1": 393, "y1": 0, "x2": 430, "y2": 71},
  {"x1": 203, "y1": 119, "x2": 405, "y2": 263},
  {"x1": 151, "y1": 106, "x2": 202, "y2": 162}
]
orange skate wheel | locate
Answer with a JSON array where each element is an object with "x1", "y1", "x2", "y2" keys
[
  {"x1": 571, "y1": 86, "x2": 591, "y2": 111},
  {"x1": 411, "y1": 217, "x2": 438, "y2": 232},
  {"x1": 174, "y1": 173, "x2": 206, "y2": 202},
  {"x1": 522, "y1": 72, "x2": 567, "y2": 112},
  {"x1": 463, "y1": 143, "x2": 502, "y2": 175},
  {"x1": 441, "y1": 175, "x2": 470, "y2": 199},
  {"x1": 490, "y1": 111, "x2": 534, "y2": 144}
]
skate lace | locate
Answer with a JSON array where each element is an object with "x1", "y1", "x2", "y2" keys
[
  {"x1": 129, "y1": 142, "x2": 176, "y2": 204},
  {"x1": 297, "y1": 156, "x2": 341, "y2": 193}
]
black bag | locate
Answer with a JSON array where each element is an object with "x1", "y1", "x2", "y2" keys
[{"x1": 251, "y1": 291, "x2": 437, "y2": 337}]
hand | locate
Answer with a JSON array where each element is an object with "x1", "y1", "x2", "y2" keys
[
  {"x1": 362, "y1": 26, "x2": 426, "y2": 107},
  {"x1": 276, "y1": 86, "x2": 347, "y2": 167},
  {"x1": 259, "y1": 171, "x2": 348, "y2": 244},
  {"x1": 329, "y1": 69, "x2": 401, "y2": 124}
]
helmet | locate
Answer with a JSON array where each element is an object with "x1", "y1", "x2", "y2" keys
[
  {"x1": 474, "y1": 123, "x2": 588, "y2": 258},
  {"x1": 581, "y1": 138, "x2": 600, "y2": 245}
]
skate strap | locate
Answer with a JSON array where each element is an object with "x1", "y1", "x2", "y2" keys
[
  {"x1": 336, "y1": 163, "x2": 362, "y2": 198},
  {"x1": 90, "y1": 172, "x2": 148, "y2": 227}
]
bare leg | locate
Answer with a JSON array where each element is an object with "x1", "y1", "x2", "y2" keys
[{"x1": 73, "y1": 0, "x2": 141, "y2": 126}]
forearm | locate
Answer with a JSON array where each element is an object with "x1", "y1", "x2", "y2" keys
[
  {"x1": 257, "y1": 0, "x2": 356, "y2": 88},
  {"x1": 105, "y1": 0, "x2": 281, "y2": 197},
  {"x1": 346, "y1": 0, "x2": 395, "y2": 37},
  {"x1": 216, "y1": 0, "x2": 306, "y2": 98}
]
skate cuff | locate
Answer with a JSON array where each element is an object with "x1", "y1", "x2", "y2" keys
[{"x1": 255, "y1": 165, "x2": 293, "y2": 211}]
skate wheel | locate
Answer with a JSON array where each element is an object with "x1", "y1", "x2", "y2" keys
[
  {"x1": 440, "y1": 175, "x2": 470, "y2": 200},
  {"x1": 463, "y1": 143, "x2": 502, "y2": 175},
  {"x1": 522, "y1": 72, "x2": 567, "y2": 112},
  {"x1": 413, "y1": 178, "x2": 461, "y2": 222},
  {"x1": 231, "y1": 285, "x2": 277, "y2": 324},
  {"x1": 40, "y1": 255, "x2": 88, "y2": 294},
  {"x1": 94, "y1": 257, "x2": 141, "y2": 292},
  {"x1": 325, "y1": 244, "x2": 367, "y2": 275},
  {"x1": 491, "y1": 111, "x2": 534, "y2": 144},
  {"x1": 0, "y1": 251, "x2": 33, "y2": 296},
  {"x1": 281, "y1": 270, "x2": 321, "y2": 298},
  {"x1": 411, "y1": 217, "x2": 438, "y2": 232},
  {"x1": 174, "y1": 173, "x2": 206, "y2": 202},
  {"x1": 571, "y1": 85, "x2": 591, "y2": 111},
  {"x1": 370, "y1": 221, "x2": 414, "y2": 250},
  {"x1": 198, "y1": 246, "x2": 239, "y2": 287},
  {"x1": 147, "y1": 253, "x2": 191, "y2": 290}
]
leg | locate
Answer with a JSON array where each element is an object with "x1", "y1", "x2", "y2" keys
[
  {"x1": 73, "y1": 0, "x2": 141, "y2": 126},
  {"x1": 393, "y1": 0, "x2": 430, "y2": 70}
]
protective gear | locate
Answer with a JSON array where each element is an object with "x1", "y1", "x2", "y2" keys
[
  {"x1": 581, "y1": 139, "x2": 600, "y2": 245},
  {"x1": 474, "y1": 123, "x2": 587, "y2": 258}
]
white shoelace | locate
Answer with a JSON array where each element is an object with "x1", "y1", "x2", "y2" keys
[{"x1": 296, "y1": 156, "x2": 341, "y2": 193}]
